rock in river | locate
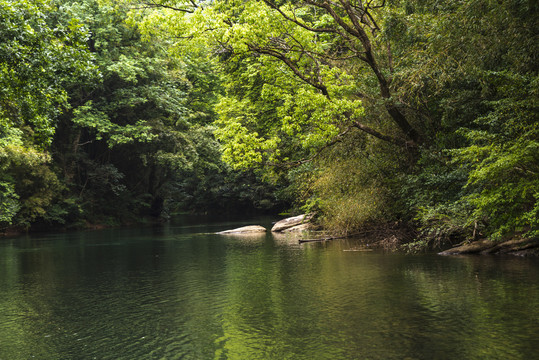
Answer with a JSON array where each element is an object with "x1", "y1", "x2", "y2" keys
[
  {"x1": 282, "y1": 223, "x2": 315, "y2": 233},
  {"x1": 271, "y1": 214, "x2": 313, "y2": 232},
  {"x1": 216, "y1": 225, "x2": 267, "y2": 235}
]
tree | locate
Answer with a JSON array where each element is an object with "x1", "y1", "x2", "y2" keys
[
  {"x1": 130, "y1": 0, "x2": 425, "y2": 170},
  {"x1": 443, "y1": 0, "x2": 538, "y2": 239},
  {"x1": 132, "y1": 0, "x2": 538, "y2": 241},
  {"x1": 258, "y1": 0, "x2": 421, "y2": 144},
  {"x1": 47, "y1": 0, "x2": 281, "y2": 223},
  {"x1": 392, "y1": 0, "x2": 538, "y2": 242},
  {"x1": 0, "y1": 0, "x2": 95, "y2": 230},
  {"x1": 47, "y1": 0, "x2": 214, "y2": 221}
]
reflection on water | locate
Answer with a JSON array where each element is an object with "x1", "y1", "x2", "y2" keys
[{"x1": 1, "y1": 218, "x2": 538, "y2": 359}]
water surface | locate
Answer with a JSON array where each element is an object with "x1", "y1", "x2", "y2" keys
[{"x1": 1, "y1": 217, "x2": 538, "y2": 359}]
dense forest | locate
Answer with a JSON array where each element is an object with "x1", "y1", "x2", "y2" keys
[{"x1": 1, "y1": 0, "x2": 537, "y2": 248}]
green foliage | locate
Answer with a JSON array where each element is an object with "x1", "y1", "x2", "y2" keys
[
  {"x1": 213, "y1": 59, "x2": 361, "y2": 170},
  {"x1": 0, "y1": 143, "x2": 64, "y2": 228},
  {"x1": 396, "y1": 149, "x2": 473, "y2": 246},
  {"x1": 0, "y1": 0, "x2": 95, "y2": 229},
  {"x1": 123, "y1": 0, "x2": 538, "y2": 245},
  {"x1": 0, "y1": 181, "x2": 19, "y2": 226},
  {"x1": 2, "y1": 0, "x2": 536, "y2": 243},
  {"x1": 301, "y1": 131, "x2": 398, "y2": 234},
  {"x1": 71, "y1": 101, "x2": 156, "y2": 146},
  {"x1": 134, "y1": 0, "x2": 417, "y2": 172},
  {"x1": 397, "y1": 0, "x2": 538, "y2": 243},
  {"x1": 0, "y1": 0, "x2": 96, "y2": 148},
  {"x1": 453, "y1": 73, "x2": 539, "y2": 239},
  {"x1": 50, "y1": 0, "x2": 281, "y2": 223},
  {"x1": 0, "y1": 0, "x2": 280, "y2": 232}
]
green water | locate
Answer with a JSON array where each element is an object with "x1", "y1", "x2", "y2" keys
[{"x1": 1, "y1": 217, "x2": 538, "y2": 359}]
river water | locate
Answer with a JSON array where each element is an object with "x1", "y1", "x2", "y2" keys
[{"x1": 1, "y1": 216, "x2": 538, "y2": 359}]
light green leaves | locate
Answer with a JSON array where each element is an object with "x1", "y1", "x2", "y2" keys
[
  {"x1": 0, "y1": 0, "x2": 95, "y2": 148},
  {"x1": 106, "y1": 54, "x2": 145, "y2": 83}
]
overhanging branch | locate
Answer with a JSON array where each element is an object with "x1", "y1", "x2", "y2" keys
[
  {"x1": 247, "y1": 43, "x2": 330, "y2": 97},
  {"x1": 137, "y1": 0, "x2": 198, "y2": 13}
]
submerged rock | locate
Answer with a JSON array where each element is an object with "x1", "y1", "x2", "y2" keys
[
  {"x1": 271, "y1": 214, "x2": 313, "y2": 232},
  {"x1": 216, "y1": 225, "x2": 266, "y2": 235}
]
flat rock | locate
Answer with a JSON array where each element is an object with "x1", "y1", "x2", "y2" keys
[
  {"x1": 271, "y1": 214, "x2": 313, "y2": 232},
  {"x1": 216, "y1": 225, "x2": 266, "y2": 235}
]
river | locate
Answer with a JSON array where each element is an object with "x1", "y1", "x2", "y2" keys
[{"x1": 1, "y1": 216, "x2": 538, "y2": 359}]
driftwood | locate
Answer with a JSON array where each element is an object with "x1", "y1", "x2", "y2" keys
[
  {"x1": 298, "y1": 233, "x2": 359, "y2": 243},
  {"x1": 439, "y1": 237, "x2": 539, "y2": 256}
]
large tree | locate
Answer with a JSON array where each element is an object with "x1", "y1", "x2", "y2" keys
[
  {"x1": 129, "y1": 0, "x2": 424, "y2": 169},
  {"x1": 132, "y1": 0, "x2": 538, "y2": 240},
  {"x1": 0, "y1": 0, "x2": 95, "y2": 229}
]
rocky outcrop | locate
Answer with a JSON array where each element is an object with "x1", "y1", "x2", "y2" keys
[
  {"x1": 216, "y1": 225, "x2": 266, "y2": 235},
  {"x1": 271, "y1": 214, "x2": 313, "y2": 232},
  {"x1": 439, "y1": 238, "x2": 539, "y2": 256}
]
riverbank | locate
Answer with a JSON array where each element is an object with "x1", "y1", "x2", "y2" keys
[
  {"x1": 4, "y1": 214, "x2": 538, "y2": 258},
  {"x1": 0, "y1": 219, "x2": 143, "y2": 239},
  {"x1": 269, "y1": 214, "x2": 539, "y2": 257}
]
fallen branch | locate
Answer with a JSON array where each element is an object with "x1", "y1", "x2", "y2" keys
[{"x1": 298, "y1": 232, "x2": 359, "y2": 243}]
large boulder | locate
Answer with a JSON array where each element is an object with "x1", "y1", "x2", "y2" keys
[
  {"x1": 216, "y1": 225, "x2": 267, "y2": 235},
  {"x1": 271, "y1": 214, "x2": 313, "y2": 232}
]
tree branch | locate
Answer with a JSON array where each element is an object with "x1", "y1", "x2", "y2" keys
[
  {"x1": 247, "y1": 43, "x2": 330, "y2": 97},
  {"x1": 137, "y1": 0, "x2": 198, "y2": 13},
  {"x1": 262, "y1": 0, "x2": 338, "y2": 34},
  {"x1": 252, "y1": 0, "x2": 422, "y2": 144},
  {"x1": 351, "y1": 120, "x2": 408, "y2": 147},
  {"x1": 269, "y1": 127, "x2": 352, "y2": 168}
]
